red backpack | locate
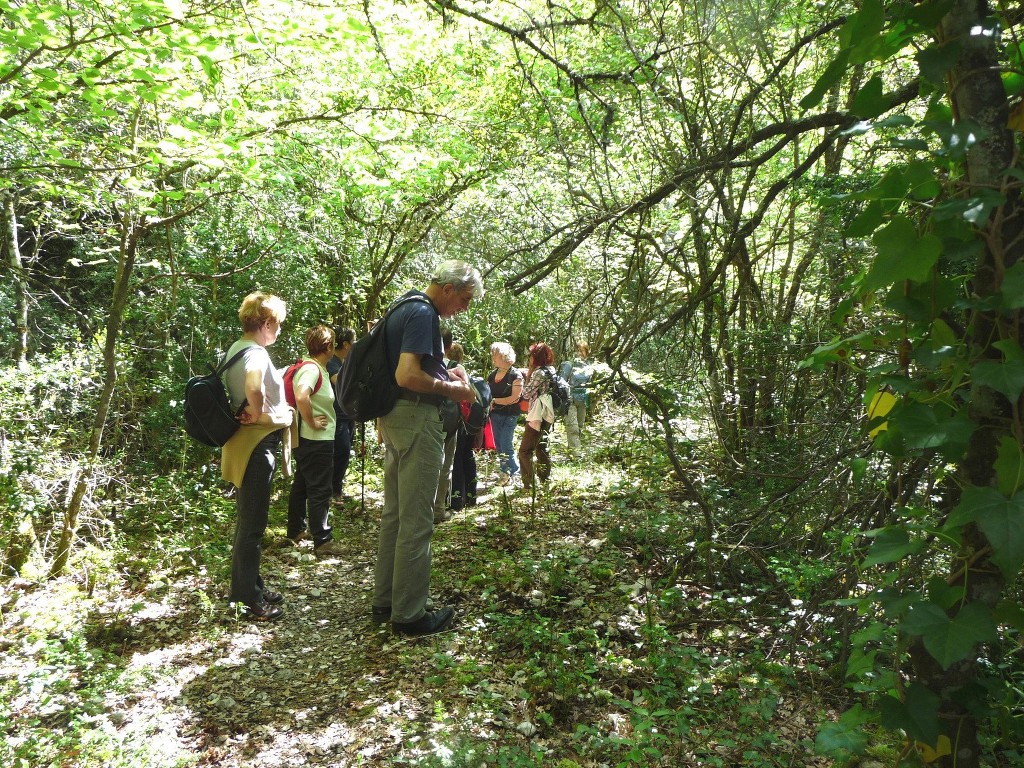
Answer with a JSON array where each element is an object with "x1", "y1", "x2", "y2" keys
[{"x1": 283, "y1": 359, "x2": 323, "y2": 409}]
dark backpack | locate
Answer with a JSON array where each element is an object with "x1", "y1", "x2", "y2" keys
[
  {"x1": 335, "y1": 295, "x2": 435, "y2": 421},
  {"x1": 459, "y1": 374, "x2": 492, "y2": 436},
  {"x1": 183, "y1": 348, "x2": 248, "y2": 447},
  {"x1": 546, "y1": 366, "x2": 572, "y2": 418},
  {"x1": 282, "y1": 359, "x2": 323, "y2": 409}
]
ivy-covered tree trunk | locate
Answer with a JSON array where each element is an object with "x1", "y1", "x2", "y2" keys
[{"x1": 907, "y1": 2, "x2": 1023, "y2": 765}]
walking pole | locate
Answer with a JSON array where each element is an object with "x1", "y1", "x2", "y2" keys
[{"x1": 358, "y1": 421, "x2": 366, "y2": 518}]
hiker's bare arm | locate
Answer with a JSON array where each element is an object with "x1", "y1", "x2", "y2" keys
[
  {"x1": 395, "y1": 352, "x2": 474, "y2": 402},
  {"x1": 295, "y1": 384, "x2": 327, "y2": 430}
]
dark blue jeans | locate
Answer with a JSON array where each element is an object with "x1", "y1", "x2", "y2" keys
[
  {"x1": 489, "y1": 409, "x2": 520, "y2": 477},
  {"x1": 332, "y1": 417, "x2": 354, "y2": 496},
  {"x1": 287, "y1": 438, "x2": 334, "y2": 546},
  {"x1": 230, "y1": 433, "x2": 279, "y2": 606}
]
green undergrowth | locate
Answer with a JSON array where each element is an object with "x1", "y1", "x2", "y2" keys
[
  {"x1": 414, "y1": 490, "x2": 832, "y2": 766},
  {"x1": 1, "y1": 411, "x2": 850, "y2": 767}
]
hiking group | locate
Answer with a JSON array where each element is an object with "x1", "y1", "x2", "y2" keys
[{"x1": 196, "y1": 260, "x2": 594, "y2": 635}]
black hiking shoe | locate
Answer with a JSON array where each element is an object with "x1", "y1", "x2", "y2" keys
[{"x1": 392, "y1": 607, "x2": 455, "y2": 637}]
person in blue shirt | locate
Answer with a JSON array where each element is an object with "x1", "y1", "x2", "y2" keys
[
  {"x1": 327, "y1": 326, "x2": 357, "y2": 506},
  {"x1": 371, "y1": 261, "x2": 483, "y2": 637}
]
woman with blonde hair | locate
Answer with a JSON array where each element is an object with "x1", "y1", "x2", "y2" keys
[
  {"x1": 222, "y1": 291, "x2": 291, "y2": 620},
  {"x1": 486, "y1": 341, "x2": 523, "y2": 485}
]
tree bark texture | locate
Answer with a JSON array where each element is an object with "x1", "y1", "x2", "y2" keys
[
  {"x1": 4, "y1": 194, "x2": 29, "y2": 363},
  {"x1": 912, "y1": 2, "x2": 1023, "y2": 766},
  {"x1": 50, "y1": 218, "x2": 141, "y2": 577}
]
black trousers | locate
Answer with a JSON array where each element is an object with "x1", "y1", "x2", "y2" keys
[
  {"x1": 332, "y1": 417, "x2": 354, "y2": 496},
  {"x1": 450, "y1": 429, "x2": 477, "y2": 510}
]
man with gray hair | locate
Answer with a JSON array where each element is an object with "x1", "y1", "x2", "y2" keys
[{"x1": 372, "y1": 260, "x2": 484, "y2": 636}]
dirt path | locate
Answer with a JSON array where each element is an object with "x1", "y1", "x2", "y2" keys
[{"x1": 95, "y1": 479, "x2": 567, "y2": 766}]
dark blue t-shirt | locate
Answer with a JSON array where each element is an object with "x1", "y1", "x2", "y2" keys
[
  {"x1": 384, "y1": 290, "x2": 448, "y2": 383},
  {"x1": 327, "y1": 355, "x2": 344, "y2": 416}
]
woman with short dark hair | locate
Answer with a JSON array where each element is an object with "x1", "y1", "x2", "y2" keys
[
  {"x1": 287, "y1": 324, "x2": 344, "y2": 559},
  {"x1": 448, "y1": 343, "x2": 478, "y2": 511},
  {"x1": 328, "y1": 326, "x2": 357, "y2": 505}
]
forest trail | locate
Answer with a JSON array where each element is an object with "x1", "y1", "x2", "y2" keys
[
  {"x1": 3, "y1": 420, "x2": 835, "y2": 766},
  {"x1": 97, "y1": 470, "x2": 544, "y2": 766}
]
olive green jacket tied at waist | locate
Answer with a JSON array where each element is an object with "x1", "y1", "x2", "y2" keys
[{"x1": 221, "y1": 410, "x2": 297, "y2": 488}]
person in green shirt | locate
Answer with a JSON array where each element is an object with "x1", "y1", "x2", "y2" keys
[{"x1": 286, "y1": 325, "x2": 344, "y2": 559}]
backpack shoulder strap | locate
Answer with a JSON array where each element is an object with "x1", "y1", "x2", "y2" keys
[
  {"x1": 377, "y1": 293, "x2": 437, "y2": 372},
  {"x1": 215, "y1": 346, "x2": 250, "y2": 376},
  {"x1": 291, "y1": 359, "x2": 323, "y2": 391},
  {"x1": 382, "y1": 293, "x2": 435, "y2": 321}
]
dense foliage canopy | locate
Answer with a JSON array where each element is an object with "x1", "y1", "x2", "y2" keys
[{"x1": 2, "y1": 0, "x2": 1023, "y2": 765}]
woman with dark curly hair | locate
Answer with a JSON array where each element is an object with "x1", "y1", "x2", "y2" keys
[{"x1": 517, "y1": 342, "x2": 557, "y2": 493}]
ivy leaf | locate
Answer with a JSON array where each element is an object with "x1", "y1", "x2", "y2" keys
[
  {"x1": 903, "y1": 160, "x2": 942, "y2": 200},
  {"x1": 926, "y1": 575, "x2": 965, "y2": 610},
  {"x1": 889, "y1": 402, "x2": 974, "y2": 459},
  {"x1": 927, "y1": 603, "x2": 998, "y2": 669},
  {"x1": 815, "y1": 705, "x2": 871, "y2": 758},
  {"x1": 999, "y1": 262, "x2": 1024, "y2": 309},
  {"x1": 947, "y1": 485, "x2": 1005, "y2": 527},
  {"x1": 842, "y1": 0, "x2": 885, "y2": 63},
  {"x1": 906, "y1": 0, "x2": 957, "y2": 27},
  {"x1": 846, "y1": 200, "x2": 883, "y2": 238},
  {"x1": 901, "y1": 600, "x2": 949, "y2": 635},
  {"x1": 845, "y1": 646, "x2": 878, "y2": 680},
  {"x1": 880, "y1": 682, "x2": 940, "y2": 746},
  {"x1": 901, "y1": 601, "x2": 998, "y2": 669},
  {"x1": 994, "y1": 339, "x2": 1024, "y2": 363},
  {"x1": 862, "y1": 526, "x2": 925, "y2": 566},
  {"x1": 962, "y1": 189, "x2": 1006, "y2": 225},
  {"x1": 851, "y1": 75, "x2": 887, "y2": 119},
  {"x1": 815, "y1": 721, "x2": 869, "y2": 758},
  {"x1": 884, "y1": 276, "x2": 959, "y2": 322},
  {"x1": 971, "y1": 359, "x2": 1024, "y2": 401},
  {"x1": 864, "y1": 217, "x2": 942, "y2": 292},
  {"x1": 975, "y1": 492, "x2": 1024, "y2": 580},
  {"x1": 995, "y1": 436, "x2": 1024, "y2": 496},
  {"x1": 917, "y1": 42, "x2": 959, "y2": 87}
]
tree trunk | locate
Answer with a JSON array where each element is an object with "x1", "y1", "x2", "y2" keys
[
  {"x1": 49, "y1": 217, "x2": 141, "y2": 577},
  {"x1": 4, "y1": 193, "x2": 29, "y2": 363},
  {"x1": 910, "y1": 2, "x2": 1023, "y2": 765}
]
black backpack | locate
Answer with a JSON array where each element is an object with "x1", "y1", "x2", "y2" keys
[
  {"x1": 546, "y1": 366, "x2": 572, "y2": 418},
  {"x1": 184, "y1": 347, "x2": 248, "y2": 447},
  {"x1": 336, "y1": 295, "x2": 435, "y2": 421},
  {"x1": 460, "y1": 374, "x2": 492, "y2": 436}
]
